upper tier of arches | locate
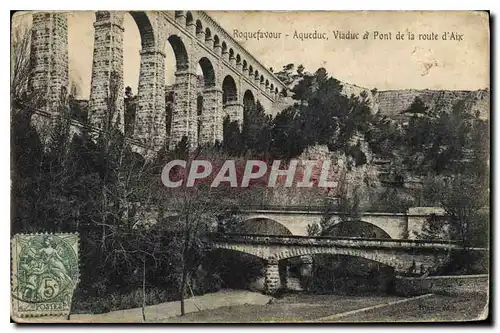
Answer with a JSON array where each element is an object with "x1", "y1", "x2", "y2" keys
[{"x1": 170, "y1": 10, "x2": 287, "y2": 99}]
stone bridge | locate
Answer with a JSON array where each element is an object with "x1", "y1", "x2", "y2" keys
[
  {"x1": 209, "y1": 233, "x2": 461, "y2": 293},
  {"x1": 231, "y1": 207, "x2": 446, "y2": 239},
  {"x1": 29, "y1": 11, "x2": 288, "y2": 152}
]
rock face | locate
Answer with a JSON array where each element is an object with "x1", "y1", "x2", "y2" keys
[
  {"x1": 340, "y1": 81, "x2": 489, "y2": 121},
  {"x1": 376, "y1": 89, "x2": 489, "y2": 121}
]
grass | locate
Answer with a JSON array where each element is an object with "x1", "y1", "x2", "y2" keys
[
  {"x1": 335, "y1": 293, "x2": 489, "y2": 322},
  {"x1": 72, "y1": 287, "x2": 178, "y2": 314},
  {"x1": 161, "y1": 292, "x2": 489, "y2": 323},
  {"x1": 163, "y1": 294, "x2": 405, "y2": 323}
]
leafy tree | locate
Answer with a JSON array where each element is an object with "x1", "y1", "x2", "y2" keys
[
  {"x1": 242, "y1": 100, "x2": 272, "y2": 155},
  {"x1": 269, "y1": 107, "x2": 305, "y2": 159},
  {"x1": 222, "y1": 116, "x2": 243, "y2": 156},
  {"x1": 422, "y1": 173, "x2": 488, "y2": 247}
]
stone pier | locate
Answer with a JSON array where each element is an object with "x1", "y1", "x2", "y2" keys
[
  {"x1": 264, "y1": 260, "x2": 280, "y2": 294},
  {"x1": 170, "y1": 70, "x2": 198, "y2": 148},
  {"x1": 134, "y1": 47, "x2": 166, "y2": 149},
  {"x1": 223, "y1": 101, "x2": 244, "y2": 124},
  {"x1": 88, "y1": 11, "x2": 124, "y2": 132},
  {"x1": 199, "y1": 87, "x2": 223, "y2": 143}
]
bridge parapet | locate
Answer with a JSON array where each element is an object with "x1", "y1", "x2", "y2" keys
[{"x1": 209, "y1": 233, "x2": 461, "y2": 250}]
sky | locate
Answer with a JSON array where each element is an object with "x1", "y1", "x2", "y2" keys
[{"x1": 12, "y1": 11, "x2": 489, "y2": 99}]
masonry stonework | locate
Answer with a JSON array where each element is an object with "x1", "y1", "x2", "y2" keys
[
  {"x1": 170, "y1": 70, "x2": 199, "y2": 148},
  {"x1": 88, "y1": 11, "x2": 125, "y2": 132},
  {"x1": 200, "y1": 88, "x2": 224, "y2": 143},
  {"x1": 28, "y1": 11, "x2": 288, "y2": 152},
  {"x1": 29, "y1": 12, "x2": 68, "y2": 117},
  {"x1": 264, "y1": 260, "x2": 280, "y2": 294}
]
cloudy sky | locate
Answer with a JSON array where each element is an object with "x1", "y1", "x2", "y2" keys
[{"x1": 13, "y1": 11, "x2": 489, "y2": 99}]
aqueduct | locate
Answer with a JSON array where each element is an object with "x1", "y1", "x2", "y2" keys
[{"x1": 28, "y1": 11, "x2": 288, "y2": 152}]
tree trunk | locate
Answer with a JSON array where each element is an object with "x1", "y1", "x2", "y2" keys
[
  {"x1": 142, "y1": 256, "x2": 146, "y2": 322},
  {"x1": 180, "y1": 264, "x2": 187, "y2": 316}
]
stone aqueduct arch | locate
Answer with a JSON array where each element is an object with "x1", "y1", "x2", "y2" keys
[
  {"x1": 238, "y1": 212, "x2": 410, "y2": 239},
  {"x1": 29, "y1": 11, "x2": 287, "y2": 153}
]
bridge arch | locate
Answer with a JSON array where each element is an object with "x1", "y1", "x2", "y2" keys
[
  {"x1": 198, "y1": 57, "x2": 216, "y2": 87},
  {"x1": 185, "y1": 11, "x2": 194, "y2": 28},
  {"x1": 243, "y1": 90, "x2": 256, "y2": 111},
  {"x1": 221, "y1": 41, "x2": 228, "y2": 57},
  {"x1": 195, "y1": 20, "x2": 204, "y2": 38},
  {"x1": 213, "y1": 35, "x2": 220, "y2": 49},
  {"x1": 205, "y1": 27, "x2": 212, "y2": 42},
  {"x1": 167, "y1": 35, "x2": 189, "y2": 71},
  {"x1": 222, "y1": 75, "x2": 238, "y2": 104},
  {"x1": 238, "y1": 217, "x2": 293, "y2": 236},
  {"x1": 325, "y1": 220, "x2": 393, "y2": 239},
  {"x1": 128, "y1": 11, "x2": 155, "y2": 50}
]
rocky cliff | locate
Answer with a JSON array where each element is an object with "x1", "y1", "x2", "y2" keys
[{"x1": 339, "y1": 81, "x2": 489, "y2": 121}]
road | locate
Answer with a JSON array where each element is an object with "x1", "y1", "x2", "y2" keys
[
  {"x1": 21, "y1": 290, "x2": 488, "y2": 323},
  {"x1": 162, "y1": 292, "x2": 488, "y2": 323}
]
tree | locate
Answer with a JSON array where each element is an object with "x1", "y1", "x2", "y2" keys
[
  {"x1": 242, "y1": 100, "x2": 272, "y2": 155},
  {"x1": 222, "y1": 116, "x2": 243, "y2": 156},
  {"x1": 422, "y1": 173, "x2": 488, "y2": 247},
  {"x1": 153, "y1": 145, "x2": 246, "y2": 316}
]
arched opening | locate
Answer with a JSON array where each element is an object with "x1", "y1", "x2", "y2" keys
[
  {"x1": 195, "y1": 20, "x2": 203, "y2": 38},
  {"x1": 235, "y1": 217, "x2": 293, "y2": 236},
  {"x1": 213, "y1": 35, "x2": 220, "y2": 49},
  {"x1": 275, "y1": 87, "x2": 279, "y2": 96},
  {"x1": 185, "y1": 11, "x2": 194, "y2": 28},
  {"x1": 205, "y1": 27, "x2": 212, "y2": 42},
  {"x1": 236, "y1": 54, "x2": 241, "y2": 65},
  {"x1": 198, "y1": 57, "x2": 215, "y2": 88},
  {"x1": 248, "y1": 65, "x2": 254, "y2": 77},
  {"x1": 242, "y1": 60, "x2": 248, "y2": 71},
  {"x1": 260, "y1": 75, "x2": 264, "y2": 84},
  {"x1": 270, "y1": 83, "x2": 274, "y2": 92},
  {"x1": 243, "y1": 90, "x2": 256, "y2": 116},
  {"x1": 254, "y1": 70, "x2": 259, "y2": 81},
  {"x1": 306, "y1": 253, "x2": 395, "y2": 295},
  {"x1": 167, "y1": 35, "x2": 189, "y2": 72},
  {"x1": 324, "y1": 220, "x2": 392, "y2": 239},
  {"x1": 229, "y1": 48, "x2": 235, "y2": 62},
  {"x1": 265, "y1": 79, "x2": 269, "y2": 89},
  {"x1": 203, "y1": 248, "x2": 265, "y2": 292},
  {"x1": 222, "y1": 75, "x2": 237, "y2": 105},
  {"x1": 221, "y1": 41, "x2": 228, "y2": 56},
  {"x1": 122, "y1": 13, "x2": 142, "y2": 133},
  {"x1": 129, "y1": 11, "x2": 155, "y2": 49}
]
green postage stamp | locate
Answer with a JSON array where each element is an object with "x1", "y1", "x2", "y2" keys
[{"x1": 11, "y1": 233, "x2": 80, "y2": 318}]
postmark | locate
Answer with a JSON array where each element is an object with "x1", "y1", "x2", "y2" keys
[{"x1": 11, "y1": 233, "x2": 80, "y2": 318}]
